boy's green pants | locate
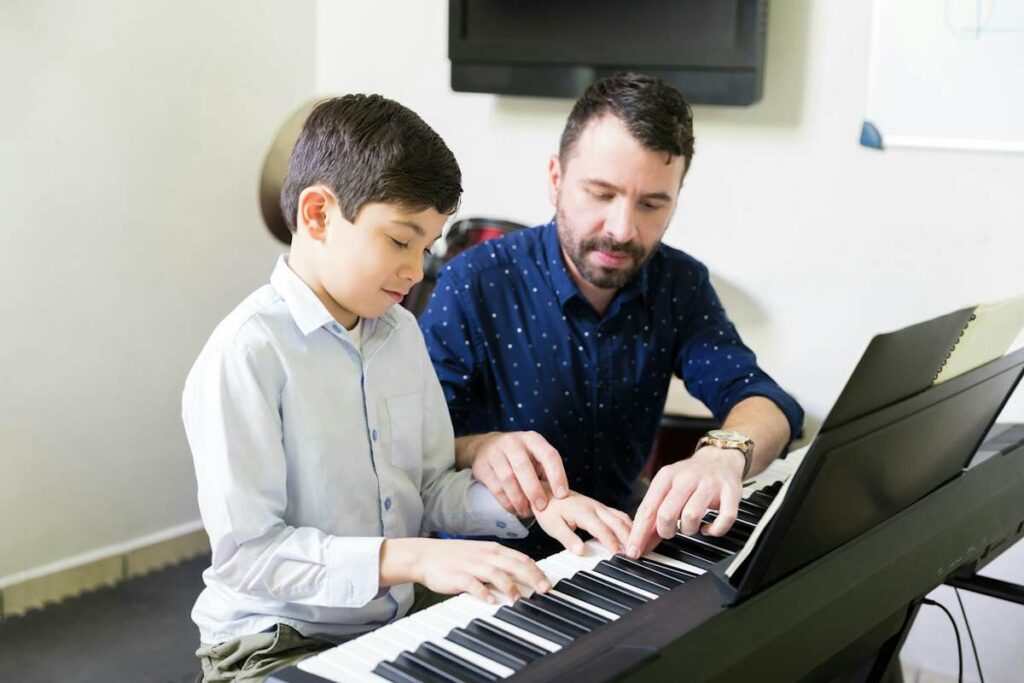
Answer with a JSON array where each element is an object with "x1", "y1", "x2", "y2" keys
[{"x1": 196, "y1": 586, "x2": 449, "y2": 682}]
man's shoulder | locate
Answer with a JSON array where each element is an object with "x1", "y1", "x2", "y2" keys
[
  {"x1": 439, "y1": 224, "x2": 547, "y2": 285},
  {"x1": 653, "y1": 242, "x2": 710, "y2": 279}
]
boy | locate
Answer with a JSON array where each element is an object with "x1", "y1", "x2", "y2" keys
[{"x1": 183, "y1": 95, "x2": 632, "y2": 682}]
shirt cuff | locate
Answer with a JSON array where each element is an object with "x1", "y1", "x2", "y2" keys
[
  {"x1": 325, "y1": 536, "x2": 386, "y2": 608},
  {"x1": 466, "y1": 482, "x2": 530, "y2": 539}
]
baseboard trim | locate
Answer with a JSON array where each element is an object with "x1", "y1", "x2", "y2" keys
[{"x1": 0, "y1": 521, "x2": 209, "y2": 619}]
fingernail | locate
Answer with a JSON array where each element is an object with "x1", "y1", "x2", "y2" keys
[
  {"x1": 534, "y1": 498, "x2": 546, "y2": 511},
  {"x1": 556, "y1": 486, "x2": 568, "y2": 497},
  {"x1": 574, "y1": 543, "x2": 584, "y2": 555},
  {"x1": 540, "y1": 580, "x2": 552, "y2": 592},
  {"x1": 486, "y1": 594, "x2": 496, "y2": 604},
  {"x1": 627, "y1": 545, "x2": 638, "y2": 557}
]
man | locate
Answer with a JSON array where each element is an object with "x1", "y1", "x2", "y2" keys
[{"x1": 420, "y1": 73, "x2": 803, "y2": 560}]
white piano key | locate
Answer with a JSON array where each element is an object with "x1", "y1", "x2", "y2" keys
[
  {"x1": 298, "y1": 651, "x2": 383, "y2": 683},
  {"x1": 439, "y1": 595, "x2": 563, "y2": 653}
]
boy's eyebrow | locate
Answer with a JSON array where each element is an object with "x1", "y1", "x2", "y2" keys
[
  {"x1": 390, "y1": 220, "x2": 425, "y2": 236},
  {"x1": 584, "y1": 179, "x2": 672, "y2": 203}
]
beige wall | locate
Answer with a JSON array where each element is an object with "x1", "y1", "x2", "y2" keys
[{"x1": 0, "y1": 0, "x2": 314, "y2": 581}]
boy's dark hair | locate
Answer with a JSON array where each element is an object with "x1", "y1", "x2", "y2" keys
[
  {"x1": 281, "y1": 95, "x2": 462, "y2": 232},
  {"x1": 559, "y1": 73, "x2": 695, "y2": 175}
]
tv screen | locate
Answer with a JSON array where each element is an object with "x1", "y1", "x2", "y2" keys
[{"x1": 449, "y1": 0, "x2": 768, "y2": 105}]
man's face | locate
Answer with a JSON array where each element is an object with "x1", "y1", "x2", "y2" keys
[
  {"x1": 550, "y1": 114, "x2": 686, "y2": 290},
  {"x1": 317, "y1": 200, "x2": 445, "y2": 322}
]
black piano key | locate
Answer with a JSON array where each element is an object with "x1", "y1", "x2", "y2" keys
[
  {"x1": 573, "y1": 572, "x2": 649, "y2": 606},
  {"x1": 653, "y1": 541, "x2": 719, "y2": 571},
  {"x1": 668, "y1": 534, "x2": 732, "y2": 560},
  {"x1": 447, "y1": 620, "x2": 543, "y2": 671},
  {"x1": 748, "y1": 490, "x2": 776, "y2": 507},
  {"x1": 516, "y1": 596, "x2": 594, "y2": 635},
  {"x1": 495, "y1": 605, "x2": 575, "y2": 646},
  {"x1": 609, "y1": 555, "x2": 686, "y2": 587},
  {"x1": 554, "y1": 578, "x2": 632, "y2": 616},
  {"x1": 469, "y1": 619, "x2": 548, "y2": 659},
  {"x1": 704, "y1": 510, "x2": 756, "y2": 534},
  {"x1": 594, "y1": 560, "x2": 670, "y2": 596},
  {"x1": 739, "y1": 498, "x2": 768, "y2": 515},
  {"x1": 735, "y1": 505, "x2": 763, "y2": 525},
  {"x1": 529, "y1": 591, "x2": 609, "y2": 628},
  {"x1": 374, "y1": 653, "x2": 449, "y2": 683},
  {"x1": 693, "y1": 531, "x2": 744, "y2": 554},
  {"x1": 636, "y1": 557, "x2": 697, "y2": 582},
  {"x1": 416, "y1": 642, "x2": 499, "y2": 682}
]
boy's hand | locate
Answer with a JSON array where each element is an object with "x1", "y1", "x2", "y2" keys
[
  {"x1": 533, "y1": 487, "x2": 633, "y2": 556},
  {"x1": 380, "y1": 538, "x2": 551, "y2": 605}
]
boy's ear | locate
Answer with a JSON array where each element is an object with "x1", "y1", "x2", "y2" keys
[{"x1": 297, "y1": 185, "x2": 334, "y2": 243}]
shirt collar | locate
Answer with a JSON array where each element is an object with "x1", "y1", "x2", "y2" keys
[
  {"x1": 268, "y1": 255, "x2": 400, "y2": 338},
  {"x1": 541, "y1": 219, "x2": 652, "y2": 311},
  {"x1": 269, "y1": 255, "x2": 337, "y2": 336}
]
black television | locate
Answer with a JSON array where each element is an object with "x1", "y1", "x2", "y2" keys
[{"x1": 448, "y1": 0, "x2": 769, "y2": 105}]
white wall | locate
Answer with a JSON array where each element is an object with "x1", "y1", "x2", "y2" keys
[
  {"x1": 315, "y1": 1, "x2": 1024, "y2": 680},
  {"x1": 0, "y1": 0, "x2": 314, "y2": 581}
]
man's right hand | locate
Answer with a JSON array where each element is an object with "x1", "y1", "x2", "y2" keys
[
  {"x1": 459, "y1": 431, "x2": 570, "y2": 517},
  {"x1": 380, "y1": 538, "x2": 552, "y2": 604}
]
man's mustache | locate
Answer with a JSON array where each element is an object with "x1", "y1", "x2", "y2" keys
[{"x1": 582, "y1": 238, "x2": 645, "y2": 262}]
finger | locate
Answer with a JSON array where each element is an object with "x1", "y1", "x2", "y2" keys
[
  {"x1": 461, "y1": 576, "x2": 496, "y2": 605},
  {"x1": 478, "y1": 564, "x2": 520, "y2": 602},
  {"x1": 541, "y1": 513, "x2": 585, "y2": 555},
  {"x1": 490, "y1": 551, "x2": 551, "y2": 594},
  {"x1": 675, "y1": 483, "x2": 715, "y2": 537},
  {"x1": 526, "y1": 434, "x2": 569, "y2": 498},
  {"x1": 491, "y1": 454, "x2": 532, "y2": 518},
  {"x1": 626, "y1": 469, "x2": 674, "y2": 556},
  {"x1": 655, "y1": 483, "x2": 694, "y2": 540},
  {"x1": 475, "y1": 460, "x2": 517, "y2": 514},
  {"x1": 508, "y1": 450, "x2": 548, "y2": 511},
  {"x1": 704, "y1": 479, "x2": 740, "y2": 537},
  {"x1": 575, "y1": 510, "x2": 622, "y2": 554},
  {"x1": 597, "y1": 507, "x2": 632, "y2": 550}
]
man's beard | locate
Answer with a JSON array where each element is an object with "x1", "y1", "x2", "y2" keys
[{"x1": 556, "y1": 207, "x2": 651, "y2": 290}]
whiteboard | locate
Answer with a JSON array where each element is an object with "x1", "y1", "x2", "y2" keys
[{"x1": 862, "y1": 0, "x2": 1024, "y2": 152}]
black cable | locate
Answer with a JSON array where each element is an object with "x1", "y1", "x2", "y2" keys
[
  {"x1": 922, "y1": 597, "x2": 963, "y2": 683},
  {"x1": 954, "y1": 587, "x2": 985, "y2": 683}
]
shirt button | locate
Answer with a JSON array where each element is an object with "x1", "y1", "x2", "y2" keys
[
  {"x1": 384, "y1": 497, "x2": 392, "y2": 510},
  {"x1": 371, "y1": 429, "x2": 379, "y2": 442}
]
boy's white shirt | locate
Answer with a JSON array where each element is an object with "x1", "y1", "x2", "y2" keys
[{"x1": 183, "y1": 255, "x2": 527, "y2": 645}]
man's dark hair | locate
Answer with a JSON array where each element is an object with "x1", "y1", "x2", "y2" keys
[
  {"x1": 281, "y1": 95, "x2": 462, "y2": 232},
  {"x1": 559, "y1": 73, "x2": 695, "y2": 174}
]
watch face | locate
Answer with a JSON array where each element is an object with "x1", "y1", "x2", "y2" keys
[{"x1": 710, "y1": 429, "x2": 747, "y2": 442}]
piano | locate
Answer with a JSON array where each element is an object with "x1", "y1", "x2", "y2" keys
[
  {"x1": 272, "y1": 329, "x2": 1024, "y2": 683},
  {"x1": 269, "y1": 450, "x2": 799, "y2": 683}
]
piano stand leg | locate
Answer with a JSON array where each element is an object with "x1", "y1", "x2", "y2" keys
[{"x1": 946, "y1": 574, "x2": 1024, "y2": 606}]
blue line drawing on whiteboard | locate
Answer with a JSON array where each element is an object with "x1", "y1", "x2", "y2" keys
[{"x1": 945, "y1": 0, "x2": 1024, "y2": 38}]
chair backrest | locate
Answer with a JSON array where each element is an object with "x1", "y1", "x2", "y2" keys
[{"x1": 402, "y1": 217, "x2": 527, "y2": 317}]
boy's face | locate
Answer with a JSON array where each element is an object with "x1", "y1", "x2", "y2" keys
[{"x1": 297, "y1": 192, "x2": 445, "y2": 328}]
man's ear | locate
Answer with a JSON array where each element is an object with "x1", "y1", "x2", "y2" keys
[
  {"x1": 297, "y1": 185, "x2": 333, "y2": 243},
  {"x1": 547, "y1": 154, "x2": 563, "y2": 207}
]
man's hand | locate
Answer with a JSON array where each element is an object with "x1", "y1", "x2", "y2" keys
[
  {"x1": 534, "y1": 488, "x2": 633, "y2": 556},
  {"x1": 380, "y1": 538, "x2": 551, "y2": 605},
  {"x1": 462, "y1": 431, "x2": 570, "y2": 517},
  {"x1": 625, "y1": 446, "x2": 744, "y2": 558}
]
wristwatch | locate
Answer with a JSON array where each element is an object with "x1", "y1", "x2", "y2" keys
[{"x1": 695, "y1": 429, "x2": 755, "y2": 479}]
